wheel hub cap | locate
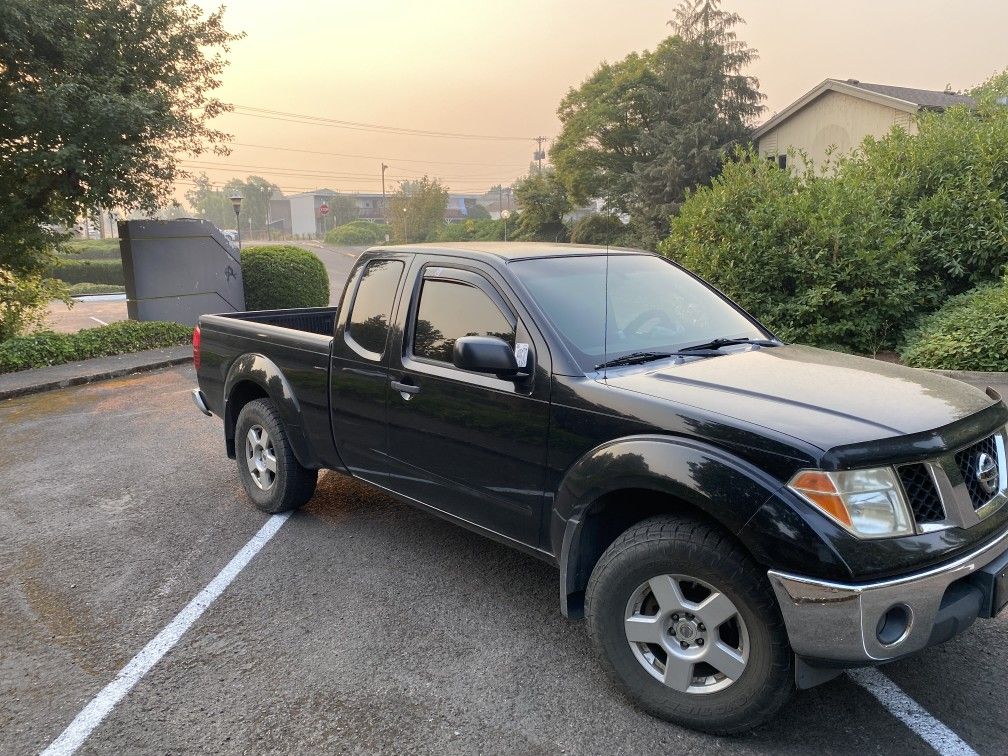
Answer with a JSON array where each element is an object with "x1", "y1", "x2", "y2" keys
[
  {"x1": 624, "y1": 574, "x2": 749, "y2": 695},
  {"x1": 245, "y1": 425, "x2": 277, "y2": 491}
]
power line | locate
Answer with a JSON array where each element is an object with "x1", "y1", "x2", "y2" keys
[
  {"x1": 230, "y1": 142, "x2": 530, "y2": 168},
  {"x1": 230, "y1": 105, "x2": 534, "y2": 142},
  {"x1": 182, "y1": 159, "x2": 522, "y2": 182}
]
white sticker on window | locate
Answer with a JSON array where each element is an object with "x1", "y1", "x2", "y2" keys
[
  {"x1": 429, "y1": 267, "x2": 443, "y2": 277},
  {"x1": 514, "y1": 342, "x2": 529, "y2": 368}
]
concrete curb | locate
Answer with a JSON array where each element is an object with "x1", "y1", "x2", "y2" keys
[{"x1": 0, "y1": 345, "x2": 192, "y2": 401}]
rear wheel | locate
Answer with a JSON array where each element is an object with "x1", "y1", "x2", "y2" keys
[
  {"x1": 585, "y1": 515, "x2": 794, "y2": 734},
  {"x1": 235, "y1": 399, "x2": 317, "y2": 513}
]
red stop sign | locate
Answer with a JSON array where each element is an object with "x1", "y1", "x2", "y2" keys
[{"x1": 319, "y1": 203, "x2": 330, "y2": 216}]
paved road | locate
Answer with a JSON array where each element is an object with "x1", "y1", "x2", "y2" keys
[
  {"x1": 42, "y1": 241, "x2": 364, "y2": 332},
  {"x1": 2, "y1": 366, "x2": 1006, "y2": 754}
]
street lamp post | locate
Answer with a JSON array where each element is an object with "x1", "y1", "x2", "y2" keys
[
  {"x1": 402, "y1": 205, "x2": 408, "y2": 244},
  {"x1": 230, "y1": 193, "x2": 243, "y2": 250},
  {"x1": 500, "y1": 209, "x2": 511, "y2": 242}
]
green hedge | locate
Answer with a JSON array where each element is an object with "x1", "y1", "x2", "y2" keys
[
  {"x1": 66, "y1": 282, "x2": 125, "y2": 296},
  {"x1": 63, "y1": 239, "x2": 121, "y2": 259},
  {"x1": 0, "y1": 320, "x2": 192, "y2": 373},
  {"x1": 50, "y1": 258, "x2": 125, "y2": 285},
  {"x1": 324, "y1": 220, "x2": 388, "y2": 246},
  {"x1": 241, "y1": 245, "x2": 329, "y2": 310},
  {"x1": 900, "y1": 280, "x2": 1008, "y2": 372}
]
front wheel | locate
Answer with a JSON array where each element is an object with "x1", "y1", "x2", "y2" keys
[
  {"x1": 585, "y1": 515, "x2": 794, "y2": 734},
  {"x1": 235, "y1": 398, "x2": 317, "y2": 513}
]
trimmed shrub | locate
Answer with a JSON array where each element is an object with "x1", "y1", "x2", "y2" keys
[
  {"x1": 64, "y1": 239, "x2": 121, "y2": 259},
  {"x1": 324, "y1": 220, "x2": 387, "y2": 246},
  {"x1": 50, "y1": 258, "x2": 125, "y2": 285},
  {"x1": 66, "y1": 282, "x2": 126, "y2": 296},
  {"x1": 241, "y1": 244, "x2": 329, "y2": 310},
  {"x1": 570, "y1": 213, "x2": 631, "y2": 246},
  {"x1": 0, "y1": 320, "x2": 192, "y2": 373},
  {"x1": 900, "y1": 280, "x2": 1008, "y2": 372}
]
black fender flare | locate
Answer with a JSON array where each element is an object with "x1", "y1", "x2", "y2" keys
[
  {"x1": 553, "y1": 434, "x2": 784, "y2": 617},
  {"x1": 223, "y1": 352, "x2": 319, "y2": 469}
]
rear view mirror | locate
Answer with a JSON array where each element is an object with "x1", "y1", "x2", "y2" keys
[{"x1": 453, "y1": 336, "x2": 520, "y2": 377}]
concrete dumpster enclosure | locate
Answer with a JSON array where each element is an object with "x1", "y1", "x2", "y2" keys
[{"x1": 119, "y1": 219, "x2": 245, "y2": 326}]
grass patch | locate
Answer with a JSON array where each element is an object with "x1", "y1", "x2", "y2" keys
[{"x1": 0, "y1": 320, "x2": 192, "y2": 373}]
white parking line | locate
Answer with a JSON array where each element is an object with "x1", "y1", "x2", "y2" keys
[
  {"x1": 848, "y1": 668, "x2": 979, "y2": 756},
  {"x1": 88, "y1": 316, "x2": 108, "y2": 326},
  {"x1": 42, "y1": 512, "x2": 291, "y2": 756}
]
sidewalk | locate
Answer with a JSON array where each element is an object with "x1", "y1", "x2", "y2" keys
[{"x1": 0, "y1": 345, "x2": 191, "y2": 400}]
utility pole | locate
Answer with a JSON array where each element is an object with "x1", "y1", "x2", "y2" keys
[
  {"x1": 534, "y1": 136, "x2": 547, "y2": 173},
  {"x1": 381, "y1": 162, "x2": 389, "y2": 221}
]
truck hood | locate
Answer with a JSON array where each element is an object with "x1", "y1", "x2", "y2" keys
[{"x1": 605, "y1": 344, "x2": 998, "y2": 452}]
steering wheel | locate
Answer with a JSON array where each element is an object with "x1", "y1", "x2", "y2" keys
[{"x1": 623, "y1": 308, "x2": 675, "y2": 337}]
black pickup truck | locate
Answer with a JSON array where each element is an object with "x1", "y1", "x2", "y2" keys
[{"x1": 192, "y1": 242, "x2": 1008, "y2": 733}]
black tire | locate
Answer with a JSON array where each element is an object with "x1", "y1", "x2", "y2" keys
[
  {"x1": 585, "y1": 515, "x2": 794, "y2": 734},
  {"x1": 235, "y1": 399, "x2": 317, "y2": 513}
]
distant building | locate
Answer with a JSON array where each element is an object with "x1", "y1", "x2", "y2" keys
[
  {"x1": 753, "y1": 78, "x2": 975, "y2": 172},
  {"x1": 269, "y1": 189, "x2": 495, "y2": 235}
]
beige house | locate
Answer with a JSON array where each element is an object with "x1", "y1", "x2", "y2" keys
[{"x1": 753, "y1": 79, "x2": 975, "y2": 172}]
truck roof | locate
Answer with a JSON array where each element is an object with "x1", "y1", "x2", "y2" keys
[{"x1": 367, "y1": 241, "x2": 649, "y2": 262}]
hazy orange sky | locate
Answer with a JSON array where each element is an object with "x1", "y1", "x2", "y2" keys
[{"x1": 186, "y1": 0, "x2": 1008, "y2": 200}]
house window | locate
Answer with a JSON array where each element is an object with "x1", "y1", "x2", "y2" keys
[{"x1": 777, "y1": 154, "x2": 787, "y2": 170}]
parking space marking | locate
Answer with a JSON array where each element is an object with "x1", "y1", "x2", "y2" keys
[
  {"x1": 42, "y1": 512, "x2": 292, "y2": 756},
  {"x1": 848, "y1": 669, "x2": 978, "y2": 756},
  {"x1": 88, "y1": 316, "x2": 108, "y2": 325}
]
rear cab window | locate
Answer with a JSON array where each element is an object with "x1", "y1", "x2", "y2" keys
[{"x1": 345, "y1": 259, "x2": 404, "y2": 359}]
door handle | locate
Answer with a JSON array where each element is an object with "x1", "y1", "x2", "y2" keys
[{"x1": 390, "y1": 379, "x2": 421, "y2": 397}]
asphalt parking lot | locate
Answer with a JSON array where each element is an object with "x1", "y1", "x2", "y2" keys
[{"x1": 3, "y1": 365, "x2": 1006, "y2": 754}]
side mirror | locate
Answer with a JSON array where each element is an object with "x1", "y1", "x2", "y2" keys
[{"x1": 453, "y1": 336, "x2": 520, "y2": 377}]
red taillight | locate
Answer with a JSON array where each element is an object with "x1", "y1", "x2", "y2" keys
[{"x1": 193, "y1": 325, "x2": 201, "y2": 369}]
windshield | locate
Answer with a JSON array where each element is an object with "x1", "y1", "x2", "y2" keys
[{"x1": 510, "y1": 254, "x2": 769, "y2": 371}]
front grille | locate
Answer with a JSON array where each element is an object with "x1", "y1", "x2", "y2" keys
[
  {"x1": 897, "y1": 464, "x2": 945, "y2": 524},
  {"x1": 955, "y1": 434, "x2": 1000, "y2": 510}
]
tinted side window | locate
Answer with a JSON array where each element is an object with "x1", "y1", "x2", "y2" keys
[
  {"x1": 413, "y1": 279, "x2": 514, "y2": 364},
  {"x1": 346, "y1": 260, "x2": 404, "y2": 356}
]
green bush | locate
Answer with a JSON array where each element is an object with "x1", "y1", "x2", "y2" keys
[
  {"x1": 660, "y1": 151, "x2": 917, "y2": 354},
  {"x1": 570, "y1": 213, "x2": 631, "y2": 246},
  {"x1": 63, "y1": 239, "x2": 121, "y2": 259},
  {"x1": 900, "y1": 280, "x2": 1008, "y2": 371},
  {"x1": 241, "y1": 244, "x2": 329, "y2": 310},
  {"x1": 50, "y1": 258, "x2": 125, "y2": 285},
  {"x1": 66, "y1": 282, "x2": 126, "y2": 296},
  {"x1": 0, "y1": 320, "x2": 192, "y2": 373},
  {"x1": 430, "y1": 218, "x2": 504, "y2": 242},
  {"x1": 0, "y1": 267, "x2": 67, "y2": 342},
  {"x1": 659, "y1": 102, "x2": 1008, "y2": 355},
  {"x1": 324, "y1": 221, "x2": 387, "y2": 246}
]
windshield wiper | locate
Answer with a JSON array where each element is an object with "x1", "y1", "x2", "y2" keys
[
  {"x1": 678, "y1": 337, "x2": 779, "y2": 353},
  {"x1": 594, "y1": 351, "x2": 674, "y2": 371}
]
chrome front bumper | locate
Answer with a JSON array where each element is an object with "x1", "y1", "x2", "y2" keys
[{"x1": 768, "y1": 525, "x2": 1008, "y2": 663}]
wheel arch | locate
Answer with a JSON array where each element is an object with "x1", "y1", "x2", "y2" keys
[
  {"x1": 223, "y1": 353, "x2": 318, "y2": 468},
  {"x1": 553, "y1": 435, "x2": 784, "y2": 619}
]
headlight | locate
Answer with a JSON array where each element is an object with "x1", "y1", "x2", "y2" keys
[{"x1": 788, "y1": 467, "x2": 913, "y2": 538}]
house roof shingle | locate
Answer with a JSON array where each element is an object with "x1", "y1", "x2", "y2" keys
[{"x1": 843, "y1": 80, "x2": 976, "y2": 109}]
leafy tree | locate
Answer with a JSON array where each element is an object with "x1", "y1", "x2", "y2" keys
[
  {"x1": 326, "y1": 194, "x2": 360, "y2": 227},
  {"x1": 551, "y1": 0, "x2": 764, "y2": 247},
  {"x1": 387, "y1": 176, "x2": 448, "y2": 243},
  {"x1": 187, "y1": 174, "x2": 280, "y2": 232},
  {"x1": 0, "y1": 0, "x2": 239, "y2": 335},
  {"x1": 513, "y1": 169, "x2": 571, "y2": 241},
  {"x1": 569, "y1": 213, "x2": 630, "y2": 246},
  {"x1": 632, "y1": 0, "x2": 764, "y2": 245}
]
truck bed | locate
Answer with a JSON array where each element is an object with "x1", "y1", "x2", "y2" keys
[{"x1": 214, "y1": 306, "x2": 338, "y2": 336}]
